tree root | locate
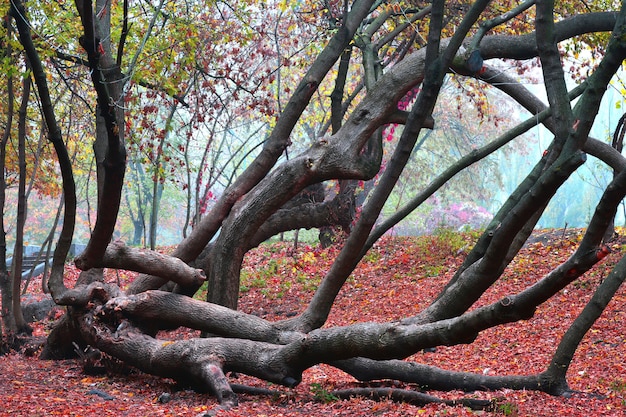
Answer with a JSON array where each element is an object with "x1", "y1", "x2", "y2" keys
[
  {"x1": 199, "y1": 359, "x2": 238, "y2": 408},
  {"x1": 332, "y1": 357, "x2": 552, "y2": 392},
  {"x1": 331, "y1": 387, "x2": 494, "y2": 410},
  {"x1": 0, "y1": 332, "x2": 32, "y2": 355},
  {"x1": 230, "y1": 384, "x2": 281, "y2": 396}
]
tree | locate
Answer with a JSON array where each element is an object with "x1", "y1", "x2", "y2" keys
[
  {"x1": 10, "y1": 62, "x2": 32, "y2": 334},
  {"x1": 4, "y1": 0, "x2": 626, "y2": 411},
  {"x1": 0, "y1": 16, "x2": 16, "y2": 339}
]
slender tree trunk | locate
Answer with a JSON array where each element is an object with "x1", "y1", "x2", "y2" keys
[
  {"x1": 149, "y1": 181, "x2": 163, "y2": 249},
  {"x1": 11, "y1": 68, "x2": 32, "y2": 333},
  {"x1": 81, "y1": 0, "x2": 116, "y2": 280},
  {"x1": 123, "y1": 168, "x2": 145, "y2": 246},
  {"x1": 148, "y1": 89, "x2": 189, "y2": 249},
  {"x1": 12, "y1": 0, "x2": 78, "y2": 299},
  {"x1": 132, "y1": 219, "x2": 145, "y2": 246},
  {"x1": 38, "y1": 196, "x2": 64, "y2": 294},
  {"x1": 542, "y1": 245, "x2": 626, "y2": 394},
  {"x1": 0, "y1": 20, "x2": 15, "y2": 336},
  {"x1": 127, "y1": 161, "x2": 149, "y2": 246},
  {"x1": 182, "y1": 114, "x2": 197, "y2": 239}
]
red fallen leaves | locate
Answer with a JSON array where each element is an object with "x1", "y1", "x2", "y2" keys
[
  {"x1": 2, "y1": 231, "x2": 626, "y2": 416},
  {"x1": 597, "y1": 245, "x2": 611, "y2": 260}
]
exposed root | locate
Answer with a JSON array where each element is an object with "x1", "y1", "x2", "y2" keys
[
  {"x1": 201, "y1": 359, "x2": 238, "y2": 408},
  {"x1": 331, "y1": 387, "x2": 495, "y2": 410},
  {"x1": 230, "y1": 384, "x2": 281, "y2": 396},
  {"x1": 0, "y1": 331, "x2": 36, "y2": 355}
]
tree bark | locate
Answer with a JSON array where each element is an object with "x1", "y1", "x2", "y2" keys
[
  {"x1": 0, "y1": 21, "x2": 15, "y2": 335},
  {"x1": 11, "y1": 65, "x2": 31, "y2": 334},
  {"x1": 73, "y1": 0, "x2": 126, "y2": 270},
  {"x1": 543, "y1": 246, "x2": 626, "y2": 393}
]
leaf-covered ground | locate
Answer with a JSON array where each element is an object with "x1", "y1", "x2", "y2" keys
[{"x1": 1, "y1": 230, "x2": 625, "y2": 416}]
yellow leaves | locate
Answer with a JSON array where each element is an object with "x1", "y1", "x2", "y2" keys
[
  {"x1": 80, "y1": 376, "x2": 106, "y2": 385},
  {"x1": 385, "y1": 3, "x2": 403, "y2": 14},
  {"x1": 55, "y1": 395, "x2": 71, "y2": 401},
  {"x1": 302, "y1": 250, "x2": 316, "y2": 264},
  {"x1": 277, "y1": 0, "x2": 300, "y2": 12},
  {"x1": 0, "y1": 2, "x2": 9, "y2": 17}
]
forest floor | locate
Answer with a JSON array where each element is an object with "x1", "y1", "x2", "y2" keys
[{"x1": 1, "y1": 229, "x2": 625, "y2": 417}]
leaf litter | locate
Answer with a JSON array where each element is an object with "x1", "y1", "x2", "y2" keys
[{"x1": 1, "y1": 230, "x2": 625, "y2": 416}]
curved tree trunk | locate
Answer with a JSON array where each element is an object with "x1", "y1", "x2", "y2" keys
[
  {"x1": 542, "y1": 243, "x2": 626, "y2": 393},
  {"x1": 10, "y1": 0, "x2": 77, "y2": 301}
]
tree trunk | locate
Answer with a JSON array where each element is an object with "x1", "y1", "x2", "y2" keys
[
  {"x1": 543, "y1": 243, "x2": 626, "y2": 394},
  {"x1": 148, "y1": 181, "x2": 163, "y2": 250},
  {"x1": 0, "y1": 20, "x2": 14, "y2": 336},
  {"x1": 126, "y1": 160, "x2": 149, "y2": 247},
  {"x1": 11, "y1": 67, "x2": 32, "y2": 334}
]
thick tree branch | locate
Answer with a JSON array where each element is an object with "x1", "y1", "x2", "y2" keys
[
  {"x1": 74, "y1": 0, "x2": 127, "y2": 270},
  {"x1": 536, "y1": 0, "x2": 574, "y2": 149},
  {"x1": 174, "y1": 0, "x2": 378, "y2": 263},
  {"x1": 333, "y1": 357, "x2": 549, "y2": 392},
  {"x1": 363, "y1": 80, "x2": 586, "y2": 253},
  {"x1": 479, "y1": 12, "x2": 618, "y2": 60},
  {"x1": 101, "y1": 290, "x2": 301, "y2": 344},
  {"x1": 250, "y1": 198, "x2": 354, "y2": 248},
  {"x1": 544, "y1": 250, "x2": 626, "y2": 388},
  {"x1": 89, "y1": 242, "x2": 206, "y2": 290}
]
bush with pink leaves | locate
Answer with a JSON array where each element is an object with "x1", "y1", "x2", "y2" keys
[{"x1": 424, "y1": 201, "x2": 492, "y2": 233}]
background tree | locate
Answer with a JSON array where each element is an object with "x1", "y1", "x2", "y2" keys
[
  {"x1": 0, "y1": 16, "x2": 16, "y2": 338},
  {"x1": 2, "y1": 0, "x2": 626, "y2": 411}
]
